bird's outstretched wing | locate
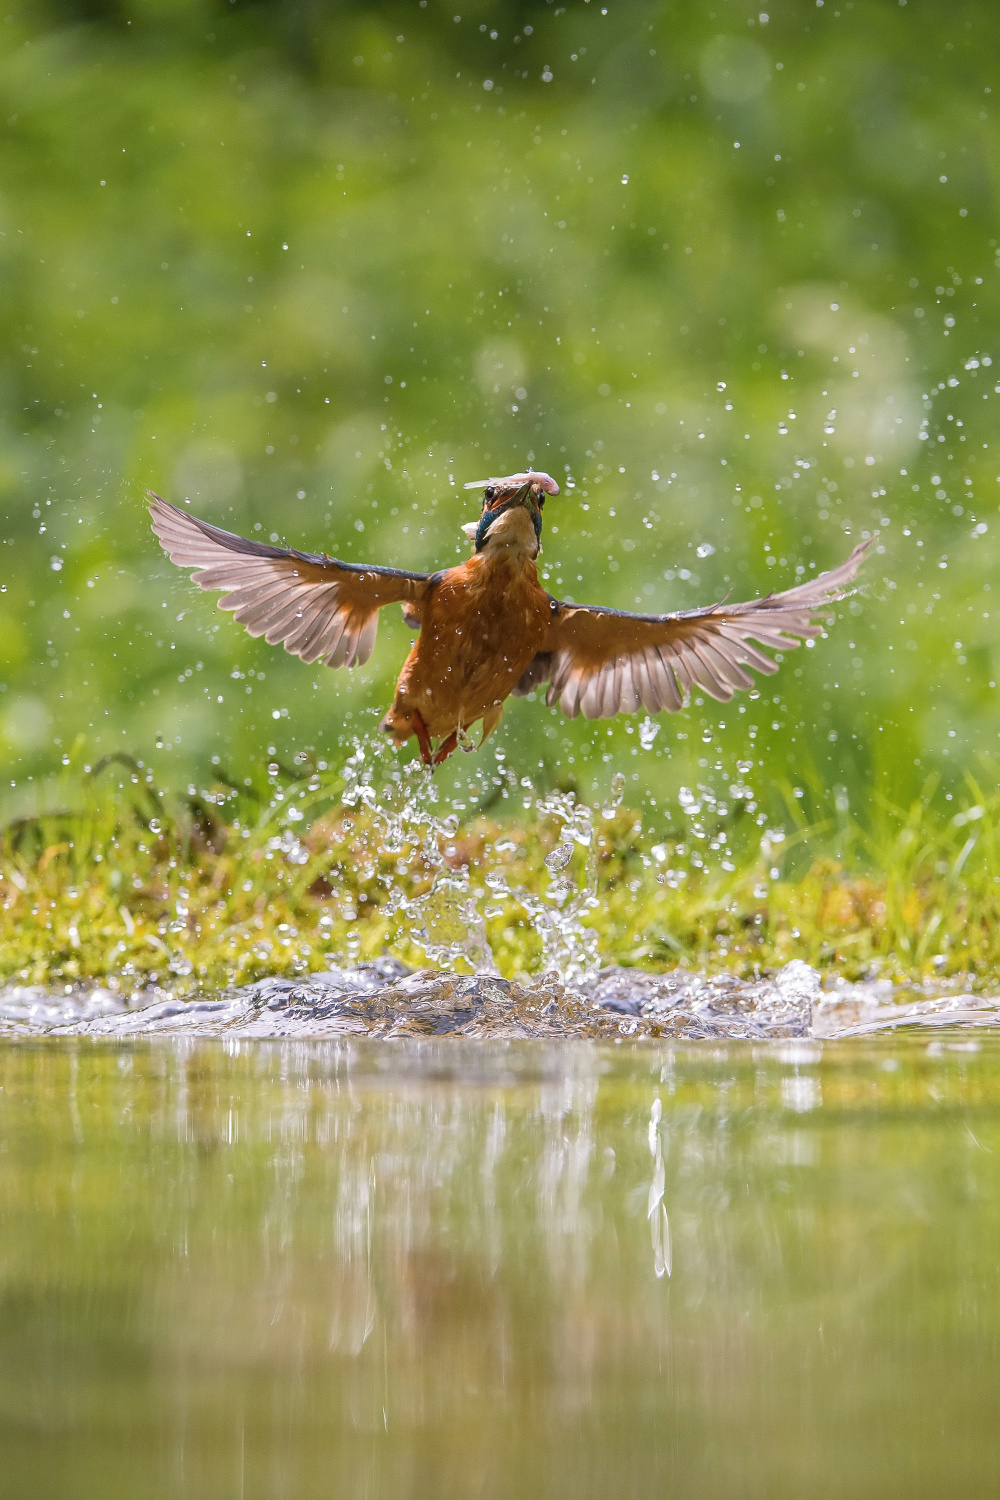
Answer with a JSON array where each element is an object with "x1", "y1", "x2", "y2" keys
[
  {"x1": 514, "y1": 538, "x2": 873, "y2": 719},
  {"x1": 149, "y1": 493, "x2": 432, "y2": 668}
]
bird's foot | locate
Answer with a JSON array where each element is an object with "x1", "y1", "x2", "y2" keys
[
  {"x1": 411, "y1": 711, "x2": 435, "y2": 767},
  {"x1": 456, "y1": 725, "x2": 477, "y2": 754},
  {"x1": 432, "y1": 731, "x2": 459, "y2": 766}
]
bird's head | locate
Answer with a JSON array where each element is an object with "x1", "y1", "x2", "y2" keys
[{"x1": 461, "y1": 470, "x2": 560, "y2": 554}]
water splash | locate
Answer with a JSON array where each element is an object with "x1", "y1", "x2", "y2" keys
[
  {"x1": 335, "y1": 735, "x2": 602, "y2": 984},
  {"x1": 3, "y1": 959, "x2": 1000, "y2": 1041}
]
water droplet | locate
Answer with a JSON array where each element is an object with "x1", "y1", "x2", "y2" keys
[
  {"x1": 545, "y1": 841, "x2": 574, "y2": 873},
  {"x1": 602, "y1": 773, "x2": 626, "y2": 816}
]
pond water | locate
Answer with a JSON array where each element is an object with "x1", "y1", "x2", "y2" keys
[{"x1": 1, "y1": 1028, "x2": 998, "y2": 1499}]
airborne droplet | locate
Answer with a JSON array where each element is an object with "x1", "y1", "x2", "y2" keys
[{"x1": 544, "y1": 841, "x2": 574, "y2": 873}]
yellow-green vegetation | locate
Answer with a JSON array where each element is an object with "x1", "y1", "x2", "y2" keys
[{"x1": 4, "y1": 749, "x2": 1000, "y2": 994}]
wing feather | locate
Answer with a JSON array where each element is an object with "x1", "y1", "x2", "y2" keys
[
  {"x1": 293, "y1": 610, "x2": 344, "y2": 665},
  {"x1": 688, "y1": 640, "x2": 737, "y2": 700},
  {"x1": 262, "y1": 599, "x2": 318, "y2": 647},
  {"x1": 619, "y1": 657, "x2": 641, "y2": 715},
  {"x1": 518, "y1": 537, "x2": 872, "y2": 721},
  {"x1": 227, "y1": 580, "x2": 303, "y2": 615},
  {"x1": 285, "y1": 596, "x2": 340, "y2": 658},
  {"x1": 325, "y1": 630, "x2": 354, "y2": 670},
  {"x1": 512, "y1": 652, "x2": 555, "y2": 698},
  {"x1": 713, "y1": 629, "x2": 780, "y2": 676},
  {"x1": 148, "y1": 492, "x2": 431, "y2": 670},
  {"x1": 670, "y1": 647, "x2": 696, "y2": 695},
  {"x1": 580, "y1": 672, "x2": 603, "y2": 721},
  {"x1": 354, "y1": 613, "x2": 379, "y2": 666},
  {"x1": 633, "y1": 651, "x2": 654, "y2": 712},
  {"x1": 230, "y1": 592, "x2": 316, "y2": 635},
  {"x1": 651, "y1": 648, "x2": 684, "y2": 713},
  {"x1": 694, "y1": 637, "x2": 755, "y2": 692},
  {"x1": 606, "y1": 661, "x2": 620, "y2": 718},
  {"x1": 559, "y1": 671, "x2": 585, "y2": 718}
]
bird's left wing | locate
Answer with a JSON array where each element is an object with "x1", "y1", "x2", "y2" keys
[
  {"x1": 149, "y1": 493, "x2": 432, "y2": 668},
  {"x1": 515, "y1": 538, "x2": 873, "y2": 719}
]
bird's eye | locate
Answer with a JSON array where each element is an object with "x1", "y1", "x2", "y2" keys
[{"x1": 485, "y1": 486, "x2": 497, "y2": 501}]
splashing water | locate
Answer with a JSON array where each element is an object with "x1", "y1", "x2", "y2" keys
[
  {"x1": 3, "y1": 959, "x2": 999, "y2": 1041},
  {"x1": 337, "y1": 736, "x2": 602, "y2": 984}
]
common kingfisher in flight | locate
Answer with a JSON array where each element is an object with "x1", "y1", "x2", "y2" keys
[{"x1": 149, "y1": 471, "x2": 870, "y2": 766}]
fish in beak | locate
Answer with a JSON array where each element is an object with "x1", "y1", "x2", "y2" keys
[{"x1": 461, "y1": 469, "x2": 560, "y2": 549}]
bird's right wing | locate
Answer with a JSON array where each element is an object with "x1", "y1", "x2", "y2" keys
[
  {"x1": 149, "y1": 493, "x2": 432, "y2": 668},
  {"x1": 514, "y1": 538, "x2": 873, "y2": 719}
]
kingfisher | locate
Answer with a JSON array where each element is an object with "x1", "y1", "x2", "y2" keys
[{"x1": 149, "y1": 472, "x2": 870, "y2": 766}]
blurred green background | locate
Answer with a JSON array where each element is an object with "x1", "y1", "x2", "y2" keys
[{"x1": 0, "y1": 0, "x2": 997, "y2": 828}]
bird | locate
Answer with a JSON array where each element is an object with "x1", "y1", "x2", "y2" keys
[{"x1": 148, "y1": 472, "x2": 872, "y2": 767}]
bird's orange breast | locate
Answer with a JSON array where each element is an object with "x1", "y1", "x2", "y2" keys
[{"x1": 392, "y1": 552, "x2": 551, "y2": 736}]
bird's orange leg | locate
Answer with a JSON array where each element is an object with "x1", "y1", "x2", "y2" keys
[
  {"x1": 411, "y1": 710, "x2": 435, "y2": 767},
  {"x1": 432, "y1": 731, "x2": 459, "y2": 766}
]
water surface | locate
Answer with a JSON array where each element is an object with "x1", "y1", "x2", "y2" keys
[{"x1": 1, "y1": 1031, "x2": 998, "y2": 1498}]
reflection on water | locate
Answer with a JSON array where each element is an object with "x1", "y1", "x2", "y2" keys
[
  {"x1": 647, "y1": 1096, "x2": 671, "y2": 1279},
  {"x1": 1, "y1": 1034, "x2": 999, "y2": 1498}
]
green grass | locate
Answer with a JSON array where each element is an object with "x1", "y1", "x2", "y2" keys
[{"x1": 4, "y1": 741, "x2": 1000, "y2": 997}]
